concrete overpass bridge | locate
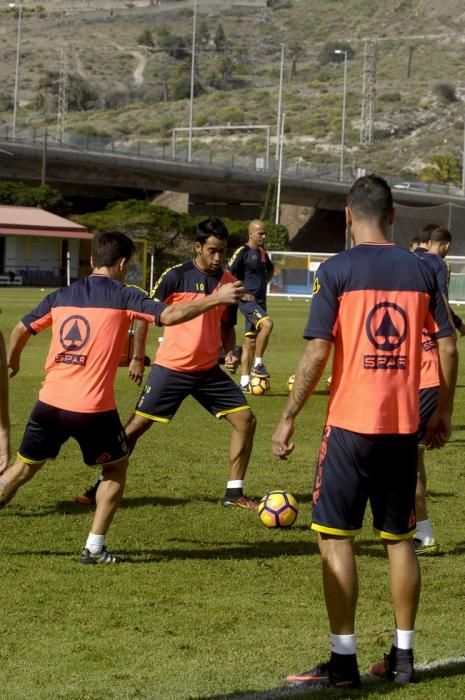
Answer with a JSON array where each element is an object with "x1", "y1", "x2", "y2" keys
[
  {"x1": 1, "y1": 134, "x2": 465, "y2": 252},
  {"x1": 1, "y1": 135, "x2": 463, "y2": 209}
]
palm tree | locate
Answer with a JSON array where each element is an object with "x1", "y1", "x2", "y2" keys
[{"x1": 420, "y1": 154, "x2": 461, "y2": 184}]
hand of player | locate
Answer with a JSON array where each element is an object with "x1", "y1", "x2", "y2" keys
[
  {"x1": 128, "y1": 357, "x2": 145, "y2": 386},
  {"x1": 8, "y1": 356, "x2": 20, "y2": 378},
  {"x1": 272, "y1": 416, "x2": 296, "y2": 460},
  {"x1": 224, "y1": 349, "x2": 240, "y2": 373},
  {"x1": 425, "y1": 410, "x2": 451, "y2": 449},
  {"x1": 217, "y1": 281, "x2": 245, "y2": 305}
]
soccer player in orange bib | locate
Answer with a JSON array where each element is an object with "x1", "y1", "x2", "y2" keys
[
  {"x1": 1, "y1": 231, "x2": 244, "y2": 564},
  {"x1": 77, "y1": 218, "x2": 258, "y2": 510},
  {"x1": 272, "y1": 175, "x2": 457, "y2": 689}
]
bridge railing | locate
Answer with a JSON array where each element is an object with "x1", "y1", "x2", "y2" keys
[{"x1": 1, "y1": 125, "x2": 464, "y2": 197}]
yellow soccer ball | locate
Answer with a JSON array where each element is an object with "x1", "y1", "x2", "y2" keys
[
  {"x1": 258, "y1": 490, "x2": 299, "y2": 528},
  {"x1": 288, "y1": 374, "x2": 295, "y2": 392},
  {"x1": 249, "y1": 375, "x2": 270, "y2": 396}
]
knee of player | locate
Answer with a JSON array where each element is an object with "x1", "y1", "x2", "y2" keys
[
  {"x1": 101, "y1": 457, "x2": 129, "y2": 478},
  {"x1": 244, "y1": 409, "x2": 257, "y2": 435},
  {"x1": 233, "y1": 408, "x2": 256, "y2": 434},
  {"x1": 260, "y1": 318, "x2": 273, "y2": 334}
]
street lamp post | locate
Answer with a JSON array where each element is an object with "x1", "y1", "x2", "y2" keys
[
  {"x1": 187, "y1": 0, "x2": 197, "y2": 163},
  {"x1": 275, "y1": 43, "x2": 285, "y2": 160},
  {"x1": 9, "y1": 3, "x2": 22, "y2": 138},
  {"x1": 275, "y1": 112, "x2": 285, "y2": 225},
  {"x1": 334, "y1": 49, "x2": 348, "y2": 181}
]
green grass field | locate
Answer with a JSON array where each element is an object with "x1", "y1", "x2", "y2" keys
[{"x1": 1, "y1": 288, "x2": 465, "y2": 699}]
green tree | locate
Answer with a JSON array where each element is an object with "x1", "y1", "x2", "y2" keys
[
  {"x1": 137, "y1": 28, "x2": 154, "y2": 47},
  {"x1": 0, "y1": 181, "x2": 70, "y2": 215},
  {"x1": 159, "y1": 34, "x2": 189, "y2": 60},
  {"x1": 35, "y1": 71, "x2": 100, "y2": 112},
  {"x1": 433, "y1": 83, "x2": 458, "y2": 104},
  {"x1": 288, "y1": 42, "x2": 305, "y2": 80},
  {"x1": 261, "y1": 178, "x2": 278, "y2": 221},
  {"x1": 318, "y1": 42, "x2": 355, "y2": 65},
  {"x1": 420, "y1": 154, "x2": 461, "y2": 184},
  {"x1": 198, "y1": 19, "x2": 210, "y2": 44},
  {"x1": 214, "y1": 23, "x2": 227, "y2": 51},
  {"x1": 75, "y1": 201, "x2": 195, "y2": 279}
]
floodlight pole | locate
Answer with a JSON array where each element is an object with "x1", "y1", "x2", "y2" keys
[
  {"x1": 335, "y1": 49, "x2": 348, "y2": 181},
  {"x1": 10, "y1": 4, "x2": 22, "y2": 139},
  {"x1": 275, "y1": 43, "x2": 285, "y2": 160},
  {"x1": 187, "y1": 0, "x2": 197, "y2": 163},
  {"x1": 275, "y1": 112, "x2": 285, "y2": 225}
]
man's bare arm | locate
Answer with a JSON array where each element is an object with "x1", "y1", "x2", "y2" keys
[
  {"x1": 8, "y1": 321, "x2": 32, "y2": 378},
  {"x1": 426, "y1": 334, "x2": 458, "y2": 448},
  {"x1": 128, "y1": 319, "x2": 149, "y2": 386},
  {"x1": 272, "y1": 338, "x2": 332, "y2": 459},
  {"x1": 159, "y1": 281, "x2": 244, "y2": 326}
]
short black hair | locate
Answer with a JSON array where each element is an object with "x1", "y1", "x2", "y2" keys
[
  {"x1": 347, "y1": 174, "x2": 393, "y2": 224},
  {"x1": 195, "y1": 218, "x2": 229, "y2": 245},
  {"x1": 419, "y1": 223, "x2": 440, "y2": 244},
  {"x1": 429, "y1": 226, "x2": 452, "y2": 245},
  {"x1": 91, "y1": 230, "x2": 135, "y2": 267}
]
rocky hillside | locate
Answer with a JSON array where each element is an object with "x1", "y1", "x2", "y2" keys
[{"x1": 1, "y1": 0, "x2": 465, "y2": 181}]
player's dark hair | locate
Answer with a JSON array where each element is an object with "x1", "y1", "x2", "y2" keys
[
  {"x1": 419, "y1": 222, "x2": 440, "y2": 244},
  {"x1": 429, "y1": 226, "x2": 452, "y2": 244},
  {"x1": 409, "y1": 236, "x2": 421, "y2": 250},
  {"x1": 347, "y1": 174, "x2": 393, "y2": 224},
  {"x1": 195, "y1": 217, "x2": 229, "y2": 245},
  {"x1": 91, "y1": 231, "x2": 135, "y2": 267}
]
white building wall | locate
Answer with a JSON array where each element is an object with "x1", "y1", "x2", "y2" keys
[{"x1": 3, "y1": 236, "x2": 81, "y2": 278}]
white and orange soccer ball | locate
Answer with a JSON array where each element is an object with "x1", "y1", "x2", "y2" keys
[
  {"x1": 258, "y1": 490, "x2": 299, "y2": 528},
  {"x1": 249, "y1": 375, "x2": 271, "y2": 396}
]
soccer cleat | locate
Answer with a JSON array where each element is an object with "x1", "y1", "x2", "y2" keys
[
  {"x1": 80, "y1": 545, "x2": 123, "y2": 565},
  {"x1": 413, "y1": 538, "x2": 440, "y2": 555},
  {"x1": 371, "y1": 646, "x2": 416, "y2": 684},
  {"x1": 222, "y1": 495, "x2": 258, "y2": 510},
  {"x1": 286, "y1": 656, "x2": 361, "y2": 689},
  {"x1": 75, "y1": 480, "x2": 101, "y2": 506},
  {"x1": 251, "y1": 363, "x2": 270, "y2": 378}
]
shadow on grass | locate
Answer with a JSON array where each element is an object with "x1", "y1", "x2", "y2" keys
[
  {"x1": 197, "y1": 657, "x2": 465, "y2": 699},
  {"x1": 6, "y1": 538, "x2": 319, "y2": 561}
]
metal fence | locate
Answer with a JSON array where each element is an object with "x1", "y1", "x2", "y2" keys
[
  {"x1": 268, "y1": 250, "x2": 465, "y2": 305},
  {"x1": 2, "y1": 125, "x2": 465, "y2": 196}
]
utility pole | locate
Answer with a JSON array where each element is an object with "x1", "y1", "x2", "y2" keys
[
  {"x1": 57, "y1": 47, "x2": 68, "y2": 143},
  {"x1": 187, "y1": 0, "x2": 197, "y2": 163},
  {"x1": 360, "y1": 38, "x2": 377, "y2": 145}
]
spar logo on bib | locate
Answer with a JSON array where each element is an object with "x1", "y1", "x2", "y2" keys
[
  {"x1": 364, "y1": 302, "x2": 408, "y2": 370},
  {"x1": 55, "y1": 315, "x2": 90, "y2": 366}
]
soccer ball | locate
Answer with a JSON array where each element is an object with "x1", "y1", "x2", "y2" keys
[
  {"x1": 326, "y1": 375, "x2": 332, "y2": 393},
  {"x1": 249, "y1": 375, "x2": 270, "y2": 396},
  {"x1": 258, "y1": 490, "x2": 299, "y2": 528},
  {"x1": 288, "y1": 374, "x2": 295, "y2": 392}
]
